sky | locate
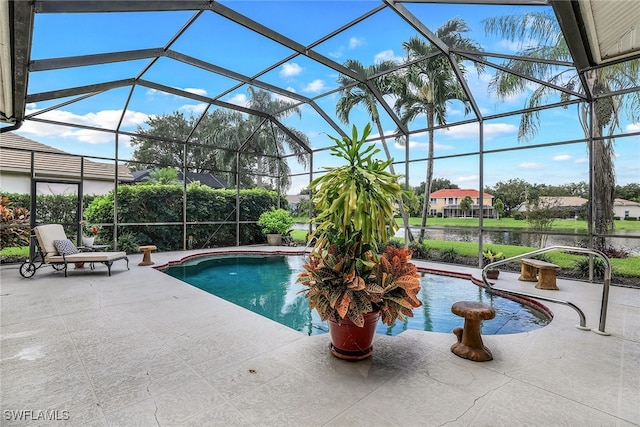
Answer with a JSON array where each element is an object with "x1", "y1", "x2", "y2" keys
[{"x1": 6, "y1": 1, "x2": 639, "y2": 194}]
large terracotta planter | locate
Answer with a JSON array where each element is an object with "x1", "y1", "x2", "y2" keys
[{"x1": 328, "y1": 310, "x2": 380, "y2": 360}]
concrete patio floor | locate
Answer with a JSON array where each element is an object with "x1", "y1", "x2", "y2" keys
[{"x1": 1, "y1": 246, "x2": 638, "y2": 426}]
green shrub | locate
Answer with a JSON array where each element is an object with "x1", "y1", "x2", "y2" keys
[
  {"x1": 85, "y1": 186, "x2": 279, "y2": 250},
  {"x1": 115, "y1": 231, "x2": 140, "y2": 254},
  {"x1": 440, "y1": 247, "x2": 458, "y2": 263},
  {"x1": 257, "y1": 208, "x2": 293, "y2": 234},
  {"x1": 513, "y1": 212, "x2": 524, "y2": 220},
  {"x1": 573, "y1": 257, "x2": 607, "y2": 279},
  {"x1": 409, "y1": 240, "x2": 431, "y2": 259}
]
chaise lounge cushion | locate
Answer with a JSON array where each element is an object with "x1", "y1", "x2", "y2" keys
[
  {"x1": 34, "y1": 225, "x2": 129, "y2": 275},
  {"x1": 53, "y1": 239, "x2": 80, "y2": 256}
]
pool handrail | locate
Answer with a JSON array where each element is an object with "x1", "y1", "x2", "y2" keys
[{"x1": 482, "y1": 245, "x2": 612, "y2": 335}]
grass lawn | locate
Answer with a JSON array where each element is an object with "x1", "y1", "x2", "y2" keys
[
  {"x1": 0, "y1": 246, "x2": 29, "y2": 257},
  {"x1": 401, "y1": 217, "x2": 640, "y2": 231},
  {"x1": 403, "y1": 239, "x2": 638, "y2": 278},
  {"x1": 288, "y1": 223, "x2": 638, "y2": 279},
  {"x1": 294, "y1": 216, "x2": 640, "y2": 231}
]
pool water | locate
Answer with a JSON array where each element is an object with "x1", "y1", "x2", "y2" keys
[{"x1": 164, "y1": 255, "x2": 550, "y2": 336}]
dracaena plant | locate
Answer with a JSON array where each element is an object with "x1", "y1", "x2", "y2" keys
[{"x1": 298, "y1": 124, "x2": 421, "y2": 327}]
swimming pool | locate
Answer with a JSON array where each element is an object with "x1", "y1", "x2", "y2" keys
[{"x1": 163, "y1": 254, "x2": 550, "y2": 336}]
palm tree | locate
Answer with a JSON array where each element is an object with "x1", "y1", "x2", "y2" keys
[
  {"x1": 142, "y1": 167, "x2": 181, "y2": 185},
  {"x1": 336, "y1": 59, "x2": 414, "y2": 241},
  {"x1": 245, "y1": 87, "x2": 310, "y2": 192},
  {"x1": 483, "y1": 12, "x2": 640, "y2": 249},
  {"x1": 393, "y1": 18, "x2": 484, "y2": 240},
  {"x1": 460, "y1": 195, "x2": 473, "y2": 218}
]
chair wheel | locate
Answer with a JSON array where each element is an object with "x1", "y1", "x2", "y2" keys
[{"x1": 19, "y1": 262, "x2": 36, "y2": 278}]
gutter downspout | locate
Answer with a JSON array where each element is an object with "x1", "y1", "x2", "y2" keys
[{"x1": 0, "y1": 120, "x2": 22, "y2": 133}]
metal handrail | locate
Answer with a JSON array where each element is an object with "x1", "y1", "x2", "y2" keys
[{"x1": 482, "y1": 245, "x2": 612, "y2": 335}]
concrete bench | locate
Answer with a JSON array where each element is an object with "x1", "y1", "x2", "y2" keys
[{"x1": 519, "y1": 258, "x2": 561, "y2": 290}]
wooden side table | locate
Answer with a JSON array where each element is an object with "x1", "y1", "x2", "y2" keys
[
  {"x1": 450, "y1": 301, "x2": 496, "y2": 362},
  {"x1": 138, "y1": 245, "x2": 157, "y2": 266}
]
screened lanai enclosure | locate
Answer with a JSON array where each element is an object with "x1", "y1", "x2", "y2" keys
[{"x1": 1, "y1": 1, "x2": 639, "y2": 260}]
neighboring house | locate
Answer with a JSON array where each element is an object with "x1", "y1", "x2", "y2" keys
[
  {"x1": 518, "y1": 196, "x2": 589, "y2": 218},
  {"x1": 285, "y1": 194, "x2": 309, "y2": 215},
  {"x1": 0, "y1": 132, "x2": 133, "y2": 195},
  {"x1": 130, "y1": 169, "x2": 227, "y2": 189},
  {"x1": 614, "y1": 198, "x2": 640, "y2": 220},
  {"x1": 429, "y1": 189, "x2": 494, "y2": 218}
]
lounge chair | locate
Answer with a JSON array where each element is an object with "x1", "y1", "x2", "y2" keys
[{"x1": 19, "y1": 224, "x2": 129, "y2": 278}]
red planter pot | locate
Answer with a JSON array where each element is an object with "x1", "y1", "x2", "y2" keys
[{"x1": 328, "y1": 310, "x2": 380, "y2": 360}]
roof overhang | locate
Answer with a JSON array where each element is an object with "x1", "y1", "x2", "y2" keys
[
  {"x1": 552, "y1": 0, "x2": 640, "y2": 71},
  {"x1": 0, "y1": 0, "x2": 32, "y2": 126}
]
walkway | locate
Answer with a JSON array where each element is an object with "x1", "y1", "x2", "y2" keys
[{"x1": 1, "y1": 247, "x2": 638, "y2": 426}]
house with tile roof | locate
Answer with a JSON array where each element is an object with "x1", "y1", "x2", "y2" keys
[
  {"x1": 0, "y1": 132, "x2": 133, "y2": 195},
  {"x1": 614, "y1": 198, "x2": 640, "y2": 220},
  {"x1": 428, "y1": 189, "x2": 495, "y2": 218}
]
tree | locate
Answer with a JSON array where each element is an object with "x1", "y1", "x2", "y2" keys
[
  {"x1": 128, "y1": 88, "x2": 310, "y2": 193},
  {"x1": 336, "y1": 59, "x2": 414, "y2": 241},
  {"x1": 616, "y1": 183, "x2": 640, "y2": 202},
  {"x1": 525, "y1": 197, "x2": 560, "y2": 247},
  {"x1": 484, "y1": 12, "x2": 640, "y2": 249},
  {"x1": 129, "y1": 109, "x2": 243, "y2": 174},
  {"x1": 459, "y1": 196, "x2": 473, "y2": 218},
  {"x1": 244, "y1": 87, "x2": 309, "y2": 192},
  {"x1": 493, "y1": 198, "x2": 505, "y2": 220},
  {"x1": 491, "y1": 178, "x2": 531, "y2": 216},
  {"x1": 431, "y1": 178, "x2": 459, "y2": 193},
  {"x1": 392, "y1": 19, "x2": 484, "y2": 240},
  {"x1": 139, "y1": 168, "x2": 181, "y2": 185}
]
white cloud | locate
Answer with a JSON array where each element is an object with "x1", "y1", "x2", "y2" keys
[
  {"x1": 280, "y1": 62, "x2": 303, "y2": 77},
  {"x1": 497, "y1": 38, "x2": 537, "y2": 53},
  {"x1": 184, "y1": 88, "x2": 207, "y2": 97},
  {"x1": 227, "y1": 93, "x2": 248, "y2": 107},
  {"x1": 374, "y1": 49, "x2": 402, "y2": 64},
  {"x1": 457, "y1": 175, "x2": 478, "y2": 183},
  {"x1": 179, "y1": 103, "x2": 208, "y2": 115},
  {"x1": 575, "y1": 157, "x2": 589, "y2": 164},
  {"x1": 349, "y1": 37, "x2": 364, "y2": 49},
  {"x1": 519, "y1": 162, "x2": 544, "y2": 169},
  {"x1": 626, "y1": 122, "x2": 640, "y2": 132},
  {"x1": 302, "y1": 79, "x2": 326, "y2": 93},
  {"x1": 437, "y1": 122, "x2": 517, "y2": 140},
  {"x1": 20, "y1": 105, "x2": 148, "y2": 145},
  {"x1": 553, "y1": 154, "x2": 572, "y2": 161}
]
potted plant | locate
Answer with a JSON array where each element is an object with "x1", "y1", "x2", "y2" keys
[
  {"x1": 482, "y1": 248, "x2": 504, "y2": 280},
  {"x1": 297, "y1": 124, "x2": 422, "y2": 360},
  {"x1": 82, "y1": 224, "x2": 99, "y2": 247},
  {"x1": 257, "y1": 208, "x2": 294, "y2": 246}
]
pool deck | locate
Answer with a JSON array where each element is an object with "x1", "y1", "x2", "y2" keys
[{"x1": 1, "y1": 246, "x2": 638, "y2": 426}]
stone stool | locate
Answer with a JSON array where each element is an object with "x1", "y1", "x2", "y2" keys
[
  {"x1": 450, "y1": 301, "x2": 496, "y2": 362},
  {"x1": 138, "y1": 245, "x2": 157, "y2": 266}
]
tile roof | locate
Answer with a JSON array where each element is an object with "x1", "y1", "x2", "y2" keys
[{"x1": 0, "y1": 132, "x2": 132, "y2": 181}]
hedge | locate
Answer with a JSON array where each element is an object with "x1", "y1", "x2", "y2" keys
[{"x1": 2, "y1": 186, "x2": 283, "y2": 251}]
